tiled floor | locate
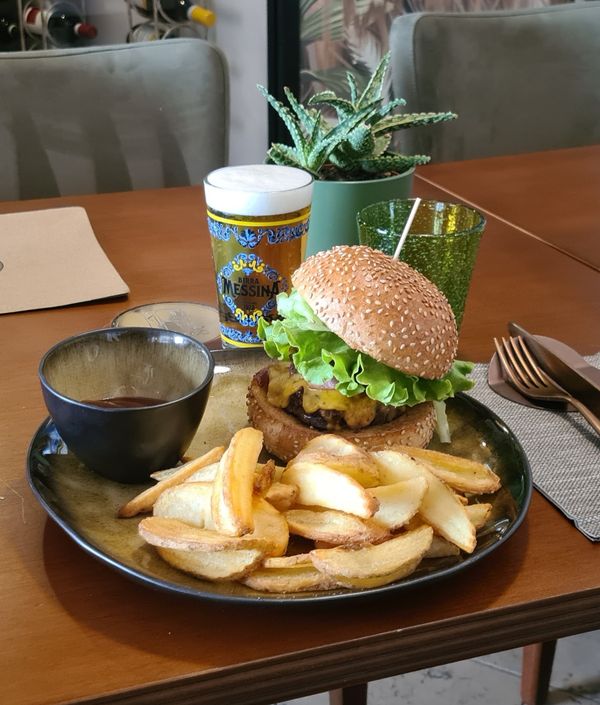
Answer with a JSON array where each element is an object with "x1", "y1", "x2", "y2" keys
[{"x1": 278, "y1": 630, "x2": 600, "y2": 705}]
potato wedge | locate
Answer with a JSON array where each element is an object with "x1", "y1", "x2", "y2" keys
[
  {"x1": 314, "y1": 540, "x2": 338, "y2": 549},
  {"x1": 465, "y1": 502, "x2": 493, "y2": 530},
  {"x1": 183, "y1": 461, "x2": 283, "y2": 490},
  {"x1": 290, "y1": 452, "x2": 380, "y2": 488},
  {"x1": 369, "y1": 477, "x2": 428, "y2": 530},
  {"x1": 425, "y1": 535, "x2": 461, "y2": 559},
  {"x1": 310, "y1": 525, "x2": 433, "y2": 589},
  {"x1": 149, "y1": 455, "x2": 196, "y2": 481},
  {"x1": 262, "y1": 553, "x2": 312, "y2": 568},
  {"x1": 153, "y1": 482, "x2": 215, "y2": 529},
  {"x1": 253, "y1": 460, "x2": 276, "y2": 496},
  {"x1": 264, "y1": 482, "x2": 298, "y2": 512},
  {"x1": 240, "y1": 564, "x2": 338, "y2": 593},
  {"x1": 285, "y1": 508, "x2": 389, "y2": 545},
  {"x1": 152, "y1": 461, "x2": 221, "y2": 483},
  {"x1": 395, "y1": 445, "x2": 501, "y2": 494},
  {"x1": 138, "y1": 517, "x2": 271, "y2": 552},
  {"x1": 281, "y1": 462, "x2": 378, "y2": 518},
  {"x1": 211, "y1": 427, "x2": 263, "y2": 536},
  {"x1": 184, "y1": 462, "x2": 220, "y2": 483},
  {"x1": 370, "y1": 450, "x2": 425, "y2": 484},
  {"x1": 150, "y1": 467, "x2": 178, "y2": 482},
  {"x1": 141, "y1": 497, "x2": 288, "y2": 555},
  {"x1": 272, "y1": 464, "x2": 286, "y2": 483},
  {"x1": 404, "y1": 515, "x2": 424, "y2": 532},
  {"x1": 297, "y1": 434, "x2": 374, "y2": 461},
  {"x1": 158, "y1": 546, "x2": 263, "y2": 581},
  {"x1": 418, "y1": 474, "x2": 476, "y2": 553},
  {"x1": 251, "y1": 498, "x2": 289, "y2": 557},
  {"x1": 291, "y1": 435, "x2": 380, "y2": 487},
  {"x1": 118, "y1": 446, "x2": 225, "y2": 518},
  {"x1": 372, "y1": 451, "x2": 476, "y2": 553},
  {"x1": 401, "y1": 515, "x2": 460, "y2": 559}
]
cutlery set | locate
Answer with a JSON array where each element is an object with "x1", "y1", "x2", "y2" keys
[{"x1": 493, "y1": 322, "x2": 600, "y2": 436}]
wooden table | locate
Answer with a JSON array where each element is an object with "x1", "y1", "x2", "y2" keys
[
  {"x1": 417, "y1": 145, "x2": 600, "y2": 271},
  {"x1": 1, "y1": 178, "x2": 599, "y2": 705}
]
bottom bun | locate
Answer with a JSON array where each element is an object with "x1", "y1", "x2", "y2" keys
[{"x1": 246, "y1": 368, "x2": 436, "y2": 462}]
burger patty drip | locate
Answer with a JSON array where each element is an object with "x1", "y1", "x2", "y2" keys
[
  {"x1": 263, "y1": 363, "x2": 406, "y2": 431},
  {"x1": 276, "y1": 379, "x2": 405, "y2": 432},
  {"x1": 285, "y1": 389, "x2": 344, "y2": 431}
]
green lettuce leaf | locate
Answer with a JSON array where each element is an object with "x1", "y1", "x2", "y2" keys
[{"x1": 258, "y1": 290, "x2": 474, "y2": 407}]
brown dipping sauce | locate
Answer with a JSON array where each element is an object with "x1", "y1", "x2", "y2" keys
[{"x1": 82, "y1": 396, "x2": 166, "y2": 408}]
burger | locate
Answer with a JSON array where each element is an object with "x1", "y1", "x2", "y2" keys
[{"x1": 246, "y1": 246, "x2": 474, "y2": 461}]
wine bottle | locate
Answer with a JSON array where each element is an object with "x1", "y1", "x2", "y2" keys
[
  {"x1": 23, "y1": 3, "x2": 98, "y2": 44},
  {"x1": 0, "y1": 15, "x2": 19, "y2": 48},
  {"x1": 133, "y1": 1, "x2": 216, "y2": 28},
  {"x1": 127, "y1": 22, "x2": 164, "y2": 43}
]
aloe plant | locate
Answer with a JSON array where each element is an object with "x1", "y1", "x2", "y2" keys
[{"x1": 258, "y1": 52, "x2": 456, "y2": 181}]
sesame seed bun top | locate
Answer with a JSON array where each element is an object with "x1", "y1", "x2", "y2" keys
[{"x1": 291, "y1": 245, "x2": 458, "y2": 380}]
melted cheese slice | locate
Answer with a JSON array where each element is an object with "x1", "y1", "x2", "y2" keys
[{"x1": 267, "y1": 364, "x2": 377, "y2": 429}]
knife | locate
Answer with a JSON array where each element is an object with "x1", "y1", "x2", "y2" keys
[{"x1": 508, "y1": 322, "x2": 600, "y2": 419}]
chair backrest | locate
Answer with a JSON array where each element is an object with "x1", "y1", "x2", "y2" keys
[
  {"x1": 390, "y1": 3, "x2": 600, "y2": 162},
  {"x1": 0, "y1": 39, "x2": 229, "y2": 200}
]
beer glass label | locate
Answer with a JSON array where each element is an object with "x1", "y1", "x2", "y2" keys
[
  {"x1": 207, "y1": 215, "x2": 308, "y2": 246},
  {"x1": 217, "y1": 253, "x2": 286, "y2": 326}
]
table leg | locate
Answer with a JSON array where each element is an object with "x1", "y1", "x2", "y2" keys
[
  {"x1": 329, "y1": 683, "x2": 368, "y2": 705},
  {"x1": 521, "y1": 640, "x2": 557, "y2": 705}
]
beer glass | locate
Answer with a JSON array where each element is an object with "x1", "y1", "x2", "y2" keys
[{"x1": 204, "y1": 165, "x2": 313, "y2": 348}]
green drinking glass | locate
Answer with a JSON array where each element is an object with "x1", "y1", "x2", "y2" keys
[{"x1": 357, "y1": 199, "x2": 485, "y2": 329}]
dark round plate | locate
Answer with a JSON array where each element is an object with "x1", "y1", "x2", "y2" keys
[{"x1": 27, "y1": 350, "x2": 532, "y2": 605}]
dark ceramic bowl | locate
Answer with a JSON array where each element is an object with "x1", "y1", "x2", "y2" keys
[{"x1": 39, "y1": 327, "x2": 214, "y2": 483}]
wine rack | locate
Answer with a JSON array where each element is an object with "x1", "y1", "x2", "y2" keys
[
  {"x1": 0, "y1": 0, "x2": 96, "y2": 50},
  {"x1": 0, "y1": 0, "x2": 215, "y2": 51}
]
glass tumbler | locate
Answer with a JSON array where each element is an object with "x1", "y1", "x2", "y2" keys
[{"x1": 357, "y1": 199, "x2": 485, "y2": 329}]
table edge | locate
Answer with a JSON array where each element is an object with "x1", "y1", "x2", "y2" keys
[
  {"x1": 414, "y1": 173, "x2": 600, "y2": 273},
  {"x1": 62, "y1": 587, "x2": 600, "y2": 705}
]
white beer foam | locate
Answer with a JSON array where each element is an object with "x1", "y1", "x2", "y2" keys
[{"x1": 204, "y1": 164, "x2": 313, "y2": 217}]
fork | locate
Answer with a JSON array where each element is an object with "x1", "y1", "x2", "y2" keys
[{"x1": 494, "y1": 335, "x2": 600, "y2": 435}]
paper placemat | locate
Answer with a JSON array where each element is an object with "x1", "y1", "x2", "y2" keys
[
  {"x1": 0, "y1": 207, "x2": 129, "y2": 314},
  {"x1": 467, "y1": 355, "x2": 600, "y2": 541}
]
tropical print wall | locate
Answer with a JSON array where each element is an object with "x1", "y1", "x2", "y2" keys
[{"x1": 299, "y1": 0, "x2": 569, "y2": 102}]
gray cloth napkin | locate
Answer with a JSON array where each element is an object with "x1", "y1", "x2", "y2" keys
[{"x1": 467, "y1": 354, "x2": 600, "y2": 541}]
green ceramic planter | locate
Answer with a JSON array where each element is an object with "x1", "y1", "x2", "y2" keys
[{"x1": 306, "y1": 168, "x2": 414, "y2": 256}]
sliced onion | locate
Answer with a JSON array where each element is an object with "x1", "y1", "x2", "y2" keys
[{"x1": 433, "y1": 400, "x2": 451, "y2": 444}]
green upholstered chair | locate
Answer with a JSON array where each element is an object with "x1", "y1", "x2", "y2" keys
[
  {"x1": 0, "y1": 38, "x2": 229, "y2": 200},
  {"x1": 390, "y1": 2, "x2": 600, "y2": 162}
]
